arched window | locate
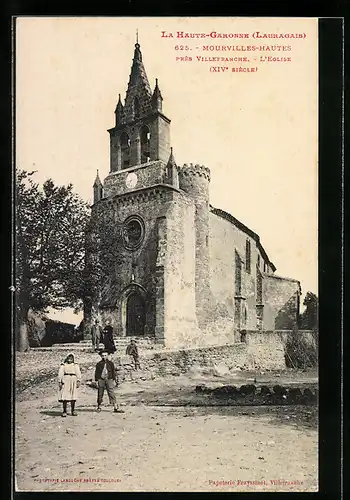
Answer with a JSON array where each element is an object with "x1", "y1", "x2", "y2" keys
[
  {"x1": 134, "y1": 97, "x2": 140, "y2": 120},
  {"x1": 140, "y1": 125, "x2": 151, "y2": 164},
  {"x1": 120, "y1": 132, "x2": 131, "y2": 168}
]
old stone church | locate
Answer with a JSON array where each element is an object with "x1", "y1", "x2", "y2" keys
[{"x1": 85, "y1": 41, "x2": 301, "y2": 349}]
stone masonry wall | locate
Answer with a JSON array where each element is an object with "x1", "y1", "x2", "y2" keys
[
  {"x1": 103, "y1": 160, "x2": 168, "y2": 198},
  {"x1": 245, "y1": 331, "x2": 286, "y2": 371},
  {"x1": 97, "y1": 187, "x2": 175, "y2": 336},
  {"x1": 208, "y1": 212, "x2": 260, "y2": 332},
  {"x1": 276, "y1": 330, "x2": 318, "y2": 349},
  {"x1": 163, "y1": 192, "x2": 199, "y2": 348},
  {"x1": 263, "y1": 275, "x2": 300, "y2": 331},
  {"x1": 132, "y1": 341, "x2": 285, "y2": 377}
]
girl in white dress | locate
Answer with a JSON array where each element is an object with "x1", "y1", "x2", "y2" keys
[{"x1": 58, "y1": 354, "x2": 81, "y2": 417}]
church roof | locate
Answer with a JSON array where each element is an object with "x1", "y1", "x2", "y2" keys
[{"x1": 210, "y1": 205, "x2": 276, "y2": 271}]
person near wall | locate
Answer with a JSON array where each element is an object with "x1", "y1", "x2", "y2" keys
[
  {"x1": 95, "y1": 350, "x2": 124, "y2": 413},
  {"x1": 58, "y1": 353, "x2": 81, "y2": 417},
  {"x1": 102, "y1": 320, "x2": 117, "y2": 354},
  {"x1": 126, "y1": 339, "x2": 141, "y2": 370},
  {"x1": 91, "y1": 318, "x2": 101, "y2": 351}
]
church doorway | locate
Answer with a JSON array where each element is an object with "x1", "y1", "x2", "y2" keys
[{"x1": 126, "y1": 292, "x2": 146, "y2": 336}]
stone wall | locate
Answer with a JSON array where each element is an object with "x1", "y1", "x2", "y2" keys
[
  {"x1": 93, "y1": 185, "x2": 200, "y2": 347},
  {"x1": 41, "y1": 320, "x2": 81, "y2": 347},
  {"x1": 178, "y1": 165, "x2": 211, "y2": 328},
  {"x1": 123, "y1": 341, "x2": 286, "y2": 376},
  {"x1": 245, "y1": 330, "x2": 286, "y2": 371},
  {"x1": 276, "y1": 330, "x2": 318, "y2": 349},
  {"x1": 263, "y1": 275, "x2": 300, "y2": 330},
  {"x1": 162, "y1": 191, "x2": 198, "y2": 348},
  {"x1": 154, "y1": 115, "x2": 171, "y2": 164},
  {"x1": 103, "y1": 160, "x2": 169, "y2": 198},
  {"x1": 208, "y1": 212, "x2": 260, "y2": 332}
]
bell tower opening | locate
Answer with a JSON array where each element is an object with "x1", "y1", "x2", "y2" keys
[
  {"x1": 140, "y1": 125, "x2": 151, "y2": 163},
  {"x1": 126, "y1": 292, "x2": 146, "y2": 336},
  {"x1": 121, "y1": 132, "x2": 131, "y2": 168}
]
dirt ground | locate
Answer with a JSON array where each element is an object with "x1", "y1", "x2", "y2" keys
[{"x1": 15, "y1": 369, "x2": 318, "y2": 492}]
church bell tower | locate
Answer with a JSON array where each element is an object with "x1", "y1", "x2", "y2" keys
[
  {"x1": 87, "y1": 36, "x2": 194, "y2": 346},
  {"x1": 107, "y1": 41, "x2": 172, "y2": 176}
]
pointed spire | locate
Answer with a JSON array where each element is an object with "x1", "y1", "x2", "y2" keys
[
  {"x1": 115, "y1": 93, "x2": 124, "y2": 125},
  {"x1": 115, "y1": 93, "x2": 123, "y2": 112},
  {"x1": 165, "y1": 147, "x2": 178, "y2": 188},
  {"x1": 167, "y1": 147, "x2": 176, "y2": 167},
  {"x1": 93, "y1": 169, "x2": 102, "y2": 187},
  {"x1": 152, "y1": 78, "x2": 163, "y2": 100},
  {"x1": 128, "y1": 42, "x2": 151, "y2": 93},
  {"x1": 152, "y1": 78, "x2": 163, "y2": 111},
  {"x1": 93, "y1": 170, "x2": 103, "y2": 204}
]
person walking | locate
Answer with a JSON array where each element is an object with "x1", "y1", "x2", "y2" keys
[
  {"x1": 58, "y1": 354, "x2": 81, "y2": 417},
  {"x1": 126, "y1": 339, "x2": 141, "y2": 370},
  {"x1": 91, "y1": 318, "x2": 101, "y2": 351},
  {"x1": 95, "y1": 350, "x2": 124, "y2": 413},
  {"x1": 102, "y1": 320, "x2": 116, "y2": 354}
]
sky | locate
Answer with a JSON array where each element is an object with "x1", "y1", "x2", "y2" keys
[{"x1": 16, "y1": 17, "x2": 318, "y2": 324}]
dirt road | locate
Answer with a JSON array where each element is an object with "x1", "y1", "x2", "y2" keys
[{"x1": 15, "y1": 374, "x2": 318, "y2": 492}]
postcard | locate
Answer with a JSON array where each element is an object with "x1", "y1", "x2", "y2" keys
[{"x1": 14, "y1": 17, "x2": 319, "y2": 492}]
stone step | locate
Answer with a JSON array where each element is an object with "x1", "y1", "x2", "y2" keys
[
  {"x1": 50, "y1": 340, "x2": 162, "y2": 351},
  {"x1": 79, "y1": 337, "x2": 157, "y2": 345}
]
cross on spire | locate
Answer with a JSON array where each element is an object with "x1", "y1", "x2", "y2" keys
[{"x1": 136, "y1": 28, "x2": 138, "y2": 44}]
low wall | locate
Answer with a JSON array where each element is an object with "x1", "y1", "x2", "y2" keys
[
  {"x1": 276, "y1": 330, "x2": 318, "y2": 349},
  {"x1": 244, "y1": 331, "x2": 286, "y2": 371},
  {"x1": 119, "y1": 340, "x2": 286, "y2": 377}
]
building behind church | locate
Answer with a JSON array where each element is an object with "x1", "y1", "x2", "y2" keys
[{"x1": 84, "y1": 40, "x2": 301, "y2": 349}]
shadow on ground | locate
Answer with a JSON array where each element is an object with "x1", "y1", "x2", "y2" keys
[
  {"x1": 160, "y1": 404, "x2": 318, "y2": 431},
  {"x1": 40, "y1": 409, "x2": 100, "y2": 417}
]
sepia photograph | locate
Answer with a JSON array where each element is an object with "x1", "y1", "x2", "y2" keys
[{"x1": 14, "y1": 17, "x2": 319, "y2": 492}]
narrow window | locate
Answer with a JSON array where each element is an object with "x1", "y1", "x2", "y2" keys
[
  {"x1": 245, "y1": 239, "x2": 251, "y2": 274},
  {"x1": 235, "y1": 250, "x2": 242, "y2": 295},
  {"x1": 140, "y1": 125, "x2": 151, "y2": 163},
  {"x1": 256, "y1": 267, "x2": 262, "y2": 303},
  {"x1": 257, "y1": 254, "x2": 260, "y2": 268},
  {"x1": 120, "y1": 132, "x2": 131, "y2": 168}
]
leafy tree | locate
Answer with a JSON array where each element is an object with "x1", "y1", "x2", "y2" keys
[
  {"x1": 15, "y1": 170, "x2": 90, "y2": 351},
  {"x1": 83, "y1": 203, "x2": 126, "y2": 324},
  {"x1": 300, "y1": 291, "x2": 319, "y2": 331}
]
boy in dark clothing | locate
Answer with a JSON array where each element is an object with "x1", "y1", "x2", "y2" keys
[
  {"x1": 95, "y1": 351, "x2": 124, "y2": 413},
  {"x1": 126, "y1": 339, "x2": 141, "y2": 370}
]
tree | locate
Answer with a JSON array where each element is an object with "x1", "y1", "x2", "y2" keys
[
  {"x1": 83, "y1": 202, "x2": 126, "y2": 323},
  {"x1": 300, "y1": 291, "x2": 319, "y2": 331},
  {"x1": 15, "y1": 170, "x2": 90, "y2": 351}
]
